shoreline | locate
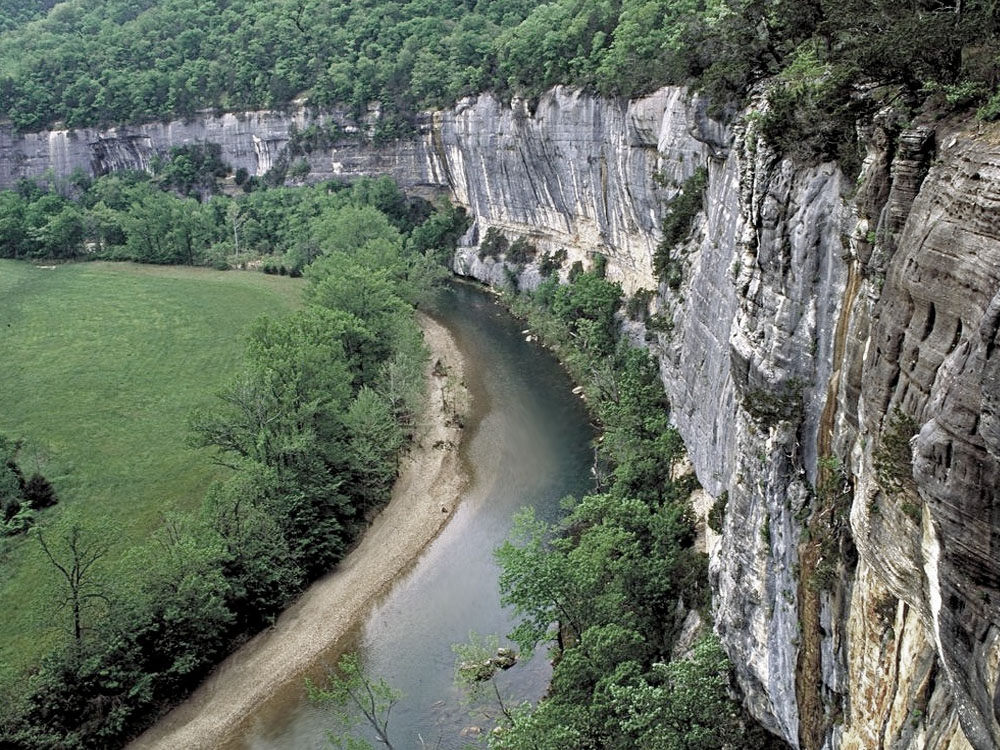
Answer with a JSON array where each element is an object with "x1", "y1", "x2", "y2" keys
[{"x1": 128, "y1": 312, "x2": 470, "y2": 750}]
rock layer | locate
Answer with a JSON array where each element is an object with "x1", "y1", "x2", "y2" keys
[{"x1": 2, "y1": 90, "x2": 999, "y2": 750}]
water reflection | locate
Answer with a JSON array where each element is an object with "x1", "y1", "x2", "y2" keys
[{"x1": 242, "y1": 283, "x2": 594, "y2": 749}]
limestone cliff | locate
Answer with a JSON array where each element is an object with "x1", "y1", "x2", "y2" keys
[{"x1": 2, "y1": 88, "x2": 998, "y2": 750}]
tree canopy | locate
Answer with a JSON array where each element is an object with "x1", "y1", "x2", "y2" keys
[{"x1": 2, "y1": 0, "x2": 995, "y2": 133}]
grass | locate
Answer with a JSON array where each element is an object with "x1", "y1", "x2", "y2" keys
[{"x1": 0, "y1": 260, "x2": 303, "y2": 677}]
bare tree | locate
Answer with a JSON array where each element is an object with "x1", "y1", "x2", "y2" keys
[{"x1": 36, "y1": 522, "x2": 110, "y2": 645}]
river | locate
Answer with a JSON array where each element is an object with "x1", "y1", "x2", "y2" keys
[{"x1": 235, "y1": 282, "x2": 595, "y2": 749}]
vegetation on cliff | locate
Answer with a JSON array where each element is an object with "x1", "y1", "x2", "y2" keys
[
  {"x1": 476, "y1": 266, "x2": 784, "y2": 749},
  {"x1": 0, "y1": 0, "x2": 996, "y2": 137}
]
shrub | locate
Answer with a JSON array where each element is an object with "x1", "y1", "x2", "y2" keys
[
  {"x1": 873, "y1": 408, "x2": 919, "y2": 497},
  {"x1": 23, "y1": 473, "x2": 57, "y2": 509},
  {"x1": 707, "y1": 490, "x2": 727, "y2": 533},
  {"x1": 507, "y1": 236, "x2": 537, "y2": 265},
  {"x1": 477, "y1": 227, "x2": 508, "y2": 260},
  {"x1": 978, "y1": 90, "x2": 1000, "y2": 121},
  {"x1": 591, "y1": 252, "x2": 608, "y2": 279},
  {"x1": 538, "y1": 248, "x2": 567, "y2": 277},
  {"x1": 743, "y1": 378, "x2": 805, "y2": 427},
  {"x1": 654, "y1": 168, "x2": 707, "y2": 285},
  {"x1": 626, "y1": 288, "x2": 655, "y2": 321}
]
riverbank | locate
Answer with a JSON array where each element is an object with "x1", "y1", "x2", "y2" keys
[{"x1": 128, "y1": 312, "x2": 469, "y2": 750}]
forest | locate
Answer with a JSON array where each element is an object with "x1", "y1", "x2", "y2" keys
[{"x1": 0, "y1": 0, "x2": 997, "y2": 152}]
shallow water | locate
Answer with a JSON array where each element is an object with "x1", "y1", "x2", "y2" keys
[{"x1": 239, "y1": 283, "x2": 595, "y2": 749}]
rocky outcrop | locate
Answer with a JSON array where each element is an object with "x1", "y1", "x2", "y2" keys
[
  {"x1": 840, "y1": 123, "x2": 1000, "y2": 750},
  {"x1": 0, "y1": 106, "x2": 444, "y2": 193},
  {"x1": 440, "y1": 95, "x2": 1000, "y2": 750},
  {"x1": 2, "y1": 88, "x2": 998, "y2": 750}
]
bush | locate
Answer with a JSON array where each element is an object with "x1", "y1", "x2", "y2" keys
[
  {"x1": 654, "y1": 168, "x2": 707, "y2": 285},
  {"x1": 873, "y1": 408, "x2": 919, "y2": 497},
  {"x1": 743, "y1": 378, "x2": 805, "y2": 427},
  {"x1": 979, "y1": 90, "x2": 1000, "y2": 121},
  {"x1": 538, "y1": 248, "x2": 567, "y2": 277},
  {"x1": 760, "y1": 47, "x2": 862, "y2": 172},
  {"x1": 707, "y1": 490, "x2": 727, "y2": 533},
  {"x1": 507, "y1": 236, "x2": 537, "y2": 265},
  {"x1": 625, "y1": 288, "x2": 655, "y2": 321},
  {"x1": 478, "y1": 227, "x2": 509, "y2": 260},
  {"x1": 23, "y1": 473, "x2": 57, "y2": 509}
]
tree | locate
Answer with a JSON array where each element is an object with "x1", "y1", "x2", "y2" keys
[
  {"x1": 343, "y1": 387, "x2": 405, "y2": 505},
  {"x1": 124, "y1": 516, "x2": 235, "y2": 694},
  {"x1": 308, "y1": 652, "x2": 401, "y2": 750},
  {"x1": 550, "y1": 271, "x2": 622, "y2": 356},
  {"x1": 310, "y1": 204, "x2": 403, "y2": 259},
  {"x1": 31, "y1": 203, "x2": 85, "y2": 258},
  {"x1": 36, "y1": 521, "x2": 111, "y2": 644},
  {"x1": 0, "y1": 191, "x2": 29, "y2": 258},
  {"x1": 495, "y1": 508, "x2": 589, "y2": 655},
  {"x1": 23, "y1": 472, "x2": 58, "y2": 509},
  {"x1": 204, "y1": 470, "x2": 303, "y2": 627},
  {"x1": 611, "y1": 635, "x2": 777, "y2": 750}
]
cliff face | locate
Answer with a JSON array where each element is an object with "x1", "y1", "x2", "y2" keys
[{"x1": 3, "y1": 89, "x2": 999, "y2": 750}]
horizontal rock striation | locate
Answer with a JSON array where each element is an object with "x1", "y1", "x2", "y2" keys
[{"x1": 2, "y1": 89, "x2": 999, "y2": 750}]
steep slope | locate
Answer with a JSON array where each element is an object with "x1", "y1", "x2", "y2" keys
[{"x1": 1, "y1": 88, "x2": 998, "y2": 750}]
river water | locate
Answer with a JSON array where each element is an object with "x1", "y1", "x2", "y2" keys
[{"x1": 238, "y1": 283, "x2": 595, "y2": 749}]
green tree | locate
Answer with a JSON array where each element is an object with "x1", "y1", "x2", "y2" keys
[
  {"x1": 344, "y1": 387, "x2": 405, "y2": 505},
  {"x1": 122, "y1": 516, "x2": 234, "y2": 694},
  {"x1": 308, "y1": 652, "x2": 401, "y2": 750},
  {"x1": 205, "y1": 470, "x2": 303, "y2": 627},
  {"x1": 0, "y1": 191, "x2": 29, "y2": 258},
  {"x1": 550, "y1": 271, "x2": 622, "y2": 356},
  {"x1": 496, "y1": 507, "x2": 590, "y2": 654},
  {"x1": 311, "y1": 204, "x2": 403, "y2": 258},
  {"x1": 612, "y1": 635, "x2": 772, "y2": 750}
]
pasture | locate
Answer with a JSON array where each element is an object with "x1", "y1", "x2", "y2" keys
[{"x1": 0, "y1": 260, "x2": 302, "y2": 676}]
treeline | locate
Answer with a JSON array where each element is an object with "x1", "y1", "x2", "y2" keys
[
  {"x1": 0, "y1": 153, "x2": 468, "y2": 272},
  {"x1": 486, "y1": 265, "x2": 783, "y2": 748},
  {"x1": 2, "y1": 0, "x2": 995, "y2": 135},
  {"x1": 0, "y1": 181, "x2": 466, "y2": 749}
]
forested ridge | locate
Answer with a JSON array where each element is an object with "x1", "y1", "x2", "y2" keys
[{"x1": 0, "y1": 0, "x2": 997, "y2": 143}]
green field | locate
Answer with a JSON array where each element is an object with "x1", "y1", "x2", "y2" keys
[{"x1": 0, "y1": 260, "x2": 303, "y2": 675}]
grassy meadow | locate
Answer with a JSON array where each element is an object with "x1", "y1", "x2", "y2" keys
[{"x1": 0, "y1": 260, "x2": 303, "y2": 676}]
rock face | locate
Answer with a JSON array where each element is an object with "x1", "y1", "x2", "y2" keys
[
  {"x1": 3, "y1": 89, "x2": 999, "y2": 750},
  {"x1": 0, "y1": 106, "x2": 445, "y2": 193}
]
